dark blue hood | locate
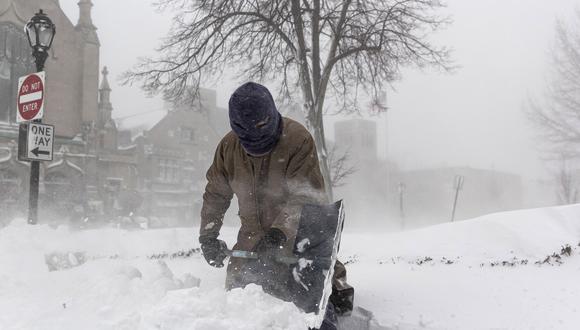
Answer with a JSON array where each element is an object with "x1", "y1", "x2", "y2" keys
[{"x1": 228, "y1": 82, "x2": 283, "y2": 156}]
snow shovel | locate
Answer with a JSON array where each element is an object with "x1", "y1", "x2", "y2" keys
[
  {"x1": 225, "y1": 249, "x2": 302, "y2": 265},
  {"x1": 225, "y1": 200, "x2": 345, "y2": 329}
]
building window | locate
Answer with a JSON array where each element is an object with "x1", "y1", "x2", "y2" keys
[
  {"x1": 105, "y1": 177, "x2": 123, "y2": 193},
  {"x1": 158, "y1": 158, "x2": 179, "y2": 183},
  {"x1": 180, "y1": 127, "x2": 194, "y2": 143},
  {"x1": 0, "y1": 23, "x2": 35, "y2": 124}
]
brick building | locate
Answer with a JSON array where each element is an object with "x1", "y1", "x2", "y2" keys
[
  {"x1": 0, "y1": 0, "x2": 137, "y2": 224},
  {"x1": 0, "y1": 0, "x2": 290, "y2": 227},
  {"x1": 131, "y1": 89, "x2": 229, "y2": 226}
]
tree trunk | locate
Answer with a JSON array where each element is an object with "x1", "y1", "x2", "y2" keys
[
  {"x1": 290, "y1": 0, "x2": 332, "y2": 202},
  {"x1": 304, "y1": 102, "x2": 333, "y2": 203},
  {"x1": 313, "y1": 121, "x2": 334, "y2": 203}
]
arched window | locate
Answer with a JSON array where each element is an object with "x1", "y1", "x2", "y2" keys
[{"x1": 0, "y1": 23, "x2": 35, "y2": 124}]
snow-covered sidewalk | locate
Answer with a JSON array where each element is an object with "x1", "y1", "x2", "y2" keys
[
  {"x1": 341, "y1": 204, "x2": 580, "y2": 330},
  {"x1": 1, "y1": 204, "x2": 579, "y2": 329}
]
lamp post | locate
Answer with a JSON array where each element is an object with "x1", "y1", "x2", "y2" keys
[
  {"x1": 24, "y1": 9, "x2": 55, "y2": 224},
  {"x1": 25, "y1": 10, "x2": 55, "y2": 72}
]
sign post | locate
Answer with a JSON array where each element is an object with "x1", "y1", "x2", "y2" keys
[
  {"x1": 16, "y1": 71, "x2": 47, "y2": 225},
  {"x1": 17, "y1": 72, "x2": 45, "y2": 123},
  {"x1": 22, "y1": 9, "x2": 56, "y2": 225},
  {"x1": 451, "y1": 175, "x2": 465, "y2": 222},
  {"x1": 18, "y1": 122, "x2": 54, "y2": 162}
]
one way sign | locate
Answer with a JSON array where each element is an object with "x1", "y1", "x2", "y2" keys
[{"x1": 18, "y1": 123, "x2": 54, "y2": 161}]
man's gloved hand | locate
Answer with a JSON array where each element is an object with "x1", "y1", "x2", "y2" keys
[
  {"x1": 255, "y1": 228, "x2": 287, "y2": 258},
  {"x1": 199, "y1": 236, "x2": 228, "y2": 268},
  {"x1": 254, "y1": 228, "x2": 288, "y2": 296}
]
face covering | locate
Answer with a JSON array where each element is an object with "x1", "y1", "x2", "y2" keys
[{"x1": 228, "y1": 82, "x2": 283, "y2": 156}]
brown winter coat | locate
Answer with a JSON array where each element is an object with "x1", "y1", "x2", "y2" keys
[{"x1": 200, "y1": 117, "x2": 341, "y2": 289}]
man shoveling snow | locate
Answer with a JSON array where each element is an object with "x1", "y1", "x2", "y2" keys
[{"x1": 198, "y1": 82, "x2": 354, "y2": 330}]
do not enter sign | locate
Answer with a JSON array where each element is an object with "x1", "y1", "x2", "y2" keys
[{"x1": 17, "y1": 72, "x2": 45, "y2": 123}]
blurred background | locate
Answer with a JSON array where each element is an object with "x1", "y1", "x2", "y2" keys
[{"x1": 1, "y1": 0, "x2": 579, "y2": 230}]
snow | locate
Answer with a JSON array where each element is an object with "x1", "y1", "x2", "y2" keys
[
  {"x1": 1, "y1": 204, "x2": 580, "y2": 329},
  {"x1": 0, "y1": 220, "x2": 308, "y2": 330},
  {"x1": 340, "y1": 204, "x2": 580, "y2": 330},
  {"x1": 292, "y1": 258, "x2": 314, "y2": 291},
  {"x1": 141, "y1": 285, "x2": 308, "y2": 330},
  {"x1": 296, "y1": 238, "x2": 310, "y2": 253}
]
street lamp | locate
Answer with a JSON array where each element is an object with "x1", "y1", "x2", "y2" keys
[
  {"x1": 24, "y1": 9, "x2": 56, "y2": 72},
  {"x1": 24, "y1": 9, "x2": 55, "y2": 225}
]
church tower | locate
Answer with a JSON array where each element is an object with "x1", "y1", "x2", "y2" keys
[
  {"x1": 98, "y1": 66, "x2": 112, "y2": 124},
  {"x1": 76, "y1": 0, "x2": 100, "y2": 124},
  {"x1": 97, "y1": 66, "x2": 117, "y2": 150}
]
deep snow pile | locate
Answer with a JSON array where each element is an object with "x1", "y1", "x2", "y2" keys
[
  {"x1": 0, "y1": 221, "x2": 309, "y2": 330},
  {"x1": 340, "y1": 204, "x2": 580, "y2": 330},
  {"x1": 1, "y1": 204, "x2": 580, "y2": 329}
]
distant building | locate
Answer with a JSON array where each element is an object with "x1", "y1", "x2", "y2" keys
[
  {"x1": 132, "y1": 89, "x2": 228, "y2": 226},
  {"x1": 0, "y1": 0, "x2": 99, "y2": 135},
  {"x1": 332, "y1": 118, "x2": 389, "y2": 225},
  {"x1": 0, "y1": 1, "x2": 137, "y2": 224},
  {"x1": 0, "y1": 1, "x2": 240, "y2": 227}
]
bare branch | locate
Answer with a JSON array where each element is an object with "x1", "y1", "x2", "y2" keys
[
  {"x1": 554, "y1": 155, "x2": 579, "y2": 204},
  {"x1": 327, "y1": 144, "x2": 357, "y2": 188},
  {"x1": 124, "y1": 0, "x2": 452, "y2": 200},
  {"x1": 527, "y1": 13, "x2": 580, "y2": 159}
]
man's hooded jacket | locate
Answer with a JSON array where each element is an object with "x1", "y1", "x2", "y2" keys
[{"x1": 199, "y1": 82, "x2": 345, "y2": 294}]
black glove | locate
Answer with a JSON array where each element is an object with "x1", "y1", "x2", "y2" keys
[
  {"x1": 199, "y1": 236, "x2": 228, "y2": 268},
  {"x1": 254, "y1": 228, "x2": 289, "y2": 297},
  {"x1": 255, "y1": 228, "x2": 287, "y2": 259}
]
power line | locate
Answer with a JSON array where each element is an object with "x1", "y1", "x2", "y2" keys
[{"x1": 113, "y1": 108, "x2": 167, "y2": 121}]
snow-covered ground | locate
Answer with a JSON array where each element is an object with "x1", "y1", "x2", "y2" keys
[{"x1": 1, "y1": 204, "x2": 579, "y2": 329}]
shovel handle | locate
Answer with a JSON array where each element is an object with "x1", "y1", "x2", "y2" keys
[
  {"x1": 225, "y1": 249, "x2": 259, "y2": 259},
  {"x1": 225, "y1": 249, "x2": 299, "y2": 265}
]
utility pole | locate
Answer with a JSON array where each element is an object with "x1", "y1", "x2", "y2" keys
[
  {"x1": 398, "y1": 182, "x2": 406, "y2": 229},
  {"x1": 451, "y1": 175, "x2": 464, "y2": 222}
]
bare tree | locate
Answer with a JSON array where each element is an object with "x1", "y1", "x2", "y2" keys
[
  {"x1": 327, "y1": 144, "x2": 356, "y2": 188},
  {"x1": 124, "y1": 0, "x2": 452, "y2": 200},
  {"x1": 528, "y1": 12, "x2": 580, "y2": 157},
  {"x1": 527, "y1": 12, "x2": 580, "y2": 201},
  {"x1": 555, "y1": 155, "x2": 578, "y2": 204}
]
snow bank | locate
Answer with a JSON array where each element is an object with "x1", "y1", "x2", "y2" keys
[
  {"x1": 1, "y1": 204, "x2": 580, "y2": 329},
  {"x1": 341, "y1": 204, "x2": 580, "y2": 330},
  {"x1": 141, "y1": 285, "x2": 307, "y2": 330},
  {"x1": 0, "y1": 218, "x2": 202, "y2": 258},
  {"x1": 341, "y1": 203, "x2": 580, "y2": 262},
  {"x1": 0, "y1": 219, "x2": 307, "y2": 330}
]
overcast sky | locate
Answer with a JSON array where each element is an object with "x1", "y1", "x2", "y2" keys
[{"x1": 60, "y1": 0, "x2": 579, "y2": 181}]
